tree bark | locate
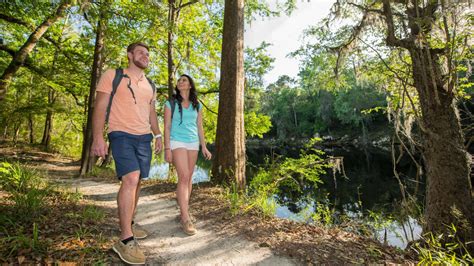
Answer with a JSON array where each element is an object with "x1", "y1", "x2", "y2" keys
[
  {"x1": 410, "y1": 48, "x2": 473, "y2": 241},
  {"x1": 80, "y1": 2, "x2": 107, "y2": 176},
  {"x1": 167, "y1": 0, "x2": 177, "y2": 96},
  {"x1": 28, "y1": 114, "x2": 34, "y2": 144},
  {"x1": 13, "y1": 122, "x2": 20, "y2": 144},
  {"x1": 0, "y1": 1, "x2": 70, "y2": 100},
  {"x1": 41, "y1": 102, "x2": 53, "y2": 150},
  {"x1": 212, "y1": 0, "x2": 246, "y2": 189},
  {"x1": 377, "y1": 0, "x2": 473, "y2": 245}
]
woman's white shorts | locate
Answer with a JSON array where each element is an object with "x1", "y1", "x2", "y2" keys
[{"x1": 170, "y1": 140, "x2": 199, "y2": 151}]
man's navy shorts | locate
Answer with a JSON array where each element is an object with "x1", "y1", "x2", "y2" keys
[{"x1": 108, "y1": 131, "x2": 153, "y2": 180}]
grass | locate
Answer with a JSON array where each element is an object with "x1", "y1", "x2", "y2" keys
[
  {"x1": 413, "y1": 224, "x2": 474, "y2": 265},
  {"x1": 0, "y1": 161, "x2": 115, "y2": 264}
]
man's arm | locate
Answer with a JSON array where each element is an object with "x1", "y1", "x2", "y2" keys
[
  {"x1": 163, "y1": 104, "x2": 172, "y2": 163},
  {"x1": 91, "y1": 91, "x2": 109, "y2": 158}
]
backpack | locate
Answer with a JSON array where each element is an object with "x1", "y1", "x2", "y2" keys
[
  {"x1": 105, "y1": 68, "x2": 156, "y2": 124},
  {"x1": 167, "y1": 97, "x2": 200, "y2": 122}
]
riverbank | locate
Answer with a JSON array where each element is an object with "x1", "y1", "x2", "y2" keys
[{"x1": 0, "y1": 143, "x2": 415, "y2": 264}]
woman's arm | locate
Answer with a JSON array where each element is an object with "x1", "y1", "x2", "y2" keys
[{"x1": 197, "y1": 108, "x2": 212, "y2": 160}]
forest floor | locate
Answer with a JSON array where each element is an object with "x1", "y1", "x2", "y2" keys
[{"x1": 0, "y1": 143, "x2": 416, "y2": 265}]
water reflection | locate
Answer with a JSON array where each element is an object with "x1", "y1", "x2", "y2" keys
[
  {"x1": 147, "y1": 161, "x2": 210, "y2": 183},
  {"x1": 273, "y1": 198, "x2": 421, "y2": 248},
  {"x1": 266, "y1": 145, "x2": 423, "y2": 249}
]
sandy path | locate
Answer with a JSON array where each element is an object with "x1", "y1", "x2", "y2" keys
[{"x1": 60, "y1": 179, "x2": 297, "y2": 265}]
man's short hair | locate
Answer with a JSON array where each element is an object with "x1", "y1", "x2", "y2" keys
[{"x1": 127, "y1": 42, "x2": 149, "y2": 53}]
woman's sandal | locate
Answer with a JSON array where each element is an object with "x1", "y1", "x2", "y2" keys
[{"x1": 181, "y1": 219, "x2": 197, "y2": 235}]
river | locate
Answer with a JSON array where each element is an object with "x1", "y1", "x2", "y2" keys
[{"x1": 147, "y1": 143, "x2": 423, "y2": 249}]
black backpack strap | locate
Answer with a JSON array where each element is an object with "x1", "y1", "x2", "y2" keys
[
  {"x1": 105, "y1": 68, "x2": 123, "y2": 124},
  {"x1": 146, "y1": 77, "x2": 156, "y2": 93},
  {"x1": 146, "y1": 77, "x2": 157, "y2": 106},
  {"x1": 169, "y1": 97, "x2": 176, "y2": 119}
]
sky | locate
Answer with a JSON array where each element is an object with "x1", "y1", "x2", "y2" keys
[{"x1": 244, "y1": 0, "x2": 335, "y2": 86}]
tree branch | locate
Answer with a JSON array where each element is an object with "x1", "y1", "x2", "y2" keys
[
  {"x1": 198, "y1": 99, "x2": 217, "y2": 115},
  {"x1": 1, "y1": 44, "x2": 83, "y2": 106},
  {"x1": 0, "y1": 44, "x2": 44, "y2": 74},
  {"x1": 356, "y1": 37, "x2": 413, "y2": 87},
  {"x1": 199, "y1": 89, "x2": 219, "y2": 95},
  {"x1": 0, "y1": 13, "x2": 31, "y2": 27},
  {"x1": 0, "y1": 12, "x2": 83, "y2": 62},
  {"x1": 178, "y1": 0, "x2": 199, "y2": 10},
  {"x1": 382, "y1": 0, "x2": 412, "y2": 48}
]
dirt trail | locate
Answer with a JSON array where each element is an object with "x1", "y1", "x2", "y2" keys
[
  {"x1": 59, "y1": 178, "x2": 297, "y2": 265},
  {"x1": 2, "y1": 145, "x2": 411, "y2": 265}
]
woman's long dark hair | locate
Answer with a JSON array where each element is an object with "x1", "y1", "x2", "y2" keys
[{"x1": 173, "y1": 74, "x2": 199, "y2": 124}]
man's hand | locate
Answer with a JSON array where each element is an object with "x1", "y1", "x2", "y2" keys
[
  {"x1": 91, "y1": 137, "x2": 108, "y2": 158},
  {"x1": 154, "y1": 138, "x2": 162, "y2": 154}
]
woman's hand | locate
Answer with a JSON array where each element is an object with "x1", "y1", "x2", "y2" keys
[
  {"x1": 201, "y1": 146, "x2": 212, "y2": 160},
  {"x1": 165, "y1": 149, "x2": 172, "y2": 163}
]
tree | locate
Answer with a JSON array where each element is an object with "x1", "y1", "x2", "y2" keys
[
  {"x1": 0, "y1": 1, "x2": 71, "y2": 100},
  {"x1": 324, "y1": 0, "x2": 473, "y2": 244},
  {"x1": 212, "y1": 0, "x2": 246, "y2": 189},
  {"x1": 163, "y1": 0, "x2": 199, "y2": 96},
  {"x1": 80, "y1": 1, "x2": 108, "y2": 176}
]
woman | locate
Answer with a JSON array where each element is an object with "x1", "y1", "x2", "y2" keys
[{"x1": 164, "y1": 74, "x2": 212, "y2": 235}]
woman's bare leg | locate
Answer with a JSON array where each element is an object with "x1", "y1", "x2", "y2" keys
[{"x1": 173, "y1": 148, "x2": 192, "y2": 222}]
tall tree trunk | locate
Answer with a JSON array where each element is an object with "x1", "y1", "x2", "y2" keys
[
  {"x1": 13, "y1": 122, "x2": 20, "y2": 144},
  {"x1": 3, "y1": 125, "x2": 8, "y2": 139},
  {"x1": 380, "y1": 0, "x2": 473, "y2": 244},
  {"x1": 165, "y1": 0, "x2": 198, "y2": 96},
  {"x1": 167, "y1": 0, "x2": 177, "y2": 96},
  {"x1": 41, "y1": 111, "x2": 52, "y2": 149},
  {"x1": 410, "y1": 48, "x2": 473, "y2": 241},
  {"x1": 41, "y1": 89, "x2": 55, "y2": 151},
  {"x1": 212, "y1": 0, "x2": 246, "y2": 189},
  {"x1": 0, "y1": 1, "x2": 70, "y2": 100},
  {"x1": 28, "y1": 114, "x2": 34, "y2": 144},
  {"x1": 80, "y1": 2, "x2": 107, "y2": 176},
  {"x1": 27, "y1": 76, "x2": 34, "y2": 144}
]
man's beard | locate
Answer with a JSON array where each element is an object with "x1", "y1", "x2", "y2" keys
[{"x1": 133, "y1": 58, "x2": 148, "y2": 69}]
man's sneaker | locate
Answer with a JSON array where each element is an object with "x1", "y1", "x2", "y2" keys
[
  {"x1": 112, "y1": 239, "x2": 145, "y2": 265},
  {"x1": 132, "y1": 224, "x2": 148, "y2": 239},
  {"x1": 181, "y1": 220, "x2": 197, "y2": 235}
]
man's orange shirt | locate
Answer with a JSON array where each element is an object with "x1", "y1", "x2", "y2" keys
[{"x1": 96, "y1": 69, "x2": 155, "y2": 135}]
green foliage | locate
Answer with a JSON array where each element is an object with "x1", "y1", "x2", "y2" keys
[
  {"x1": 244, "y1": 112, "x2": 272, "y2": 138},
  {"x1": 311, "y1": 202, "x2": 335, "y2": 227},
  {"x1": 413, "y1": 224, "x2": 473, "y2": 265},
  {"x1": 0, "y1": 160, "x2": 111, "y2": 261},
  {"x1": 0, "y1": 222, "x2": 46, "y2": 257},
  {"x1": 261, "y1": 45, "x2": 388, "y2": 139},
  {"x1": 82, "y1": 205, "x2": 106, "y2": 222},
  {"x1": 334, "y1": 80, "x2": 387, "y2": 127},
  {"x1": 249, "y1": 138, "x2": 330, "y2": 215},
  {"x1": 245, "y1": 42, "x2": 275, "y2": 93},
  {"x1": 0, "y1": 162, "x2": 51, "y2": 216},
  {"x1": 1, "y1": 0, "x2": 226, "y2": 156},
  {"x1": 224, "y1": 182, "x2": 245, "y2": 216}
]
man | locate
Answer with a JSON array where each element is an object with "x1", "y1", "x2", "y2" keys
[{"x1": 91, "y1": 42, "x2": 162, "y2": 264}]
